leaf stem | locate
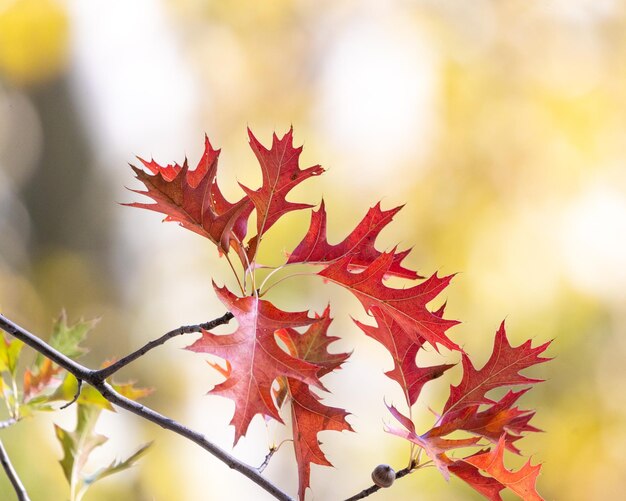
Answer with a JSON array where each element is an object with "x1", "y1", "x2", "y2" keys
[
  {"x1": 0, "y1": 313, "x2": 294, "y2": 501},
  {"x1": 258, "y1": 272, "x2": 317, "y2": 297},
  {"x1": 258, "y1": 264, "x2": 287, "y2": 295},
  {"x1": 224, "y1": 253, "x2": 246, "y2": 296},
  {"x1": 231, "y1": 234, "x2": 254, "y2": 294},
  {"x1": 0, "y1": 438, "x2": 31, "y2": 501}
]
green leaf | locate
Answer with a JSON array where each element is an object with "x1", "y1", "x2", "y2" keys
[
  {"x1": 51, "y1": 374, "x2": 113, "y2": 411},
  {"x1": 55, "y1": 403, "x2": 151, "y2": 501},
  {"x1": 36, "y1": 311, "x2": 96, "y2": 368},
  {"x1": 84, "y1": 442, "x2": 152, "y2": 486},
  {"x1": 55, "y1": 404, "x2": 106, "y2": 492},
  {"x1": 0, "y1": 335, "x2": 24, "y2": 377}
]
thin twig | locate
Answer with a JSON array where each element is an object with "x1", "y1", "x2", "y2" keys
[
  {"x1": 0, "y1": 313, "x2": 293, "y2": 501},
  {"x1": 258, "y1": 446, "x2": 277, "y2": 474},
  {"x1": 92, "y1": 312, "x2": 234, "y2": 380},
  {"x1": 0, "y1": 438, "x2": 30, "y2": 501},
  {"x1": 343, "y1": 464, "x2": 415, "y2": 501},
  {"x1": 257, "y1": 439, "x2": 292, "y2": 474},
  {"x1": 59, "y1": 379, "x2": 83, "y2": 409}
]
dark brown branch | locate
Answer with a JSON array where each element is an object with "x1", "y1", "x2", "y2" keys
[
  {"x1": 0, "y1": 313, "x2": 293, "y2": 501},
  {"x1": 92, "y1": 312, "x2": 234, "y2": 380},
  {"x1": 343, "y1": 465, "x2": 414, "y2": 501},
  {"x1": 0, "y1": 438, "x2": 30, "y2": 501}
]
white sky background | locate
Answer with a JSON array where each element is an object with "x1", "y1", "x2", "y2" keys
[{"x1": 68, "y1": 0, "x2": 201, "y2": 164}]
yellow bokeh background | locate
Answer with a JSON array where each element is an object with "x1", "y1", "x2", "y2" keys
[{"x1": 1, "y1": 1, "x2": 626, "y2": 500}]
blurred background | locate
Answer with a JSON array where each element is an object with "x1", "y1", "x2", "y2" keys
[{"x1": 1, "y1": 0, "x2": 625, "y2": 499}]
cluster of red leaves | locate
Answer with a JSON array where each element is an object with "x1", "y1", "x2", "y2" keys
[{"x1": 128, "y1": 129, "x2": 551, "y2": 501}]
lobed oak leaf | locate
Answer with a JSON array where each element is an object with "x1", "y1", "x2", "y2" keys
[
  {"x1": 430, "y1": 389, "x2": 540, "y2": 454},
  {"x1": 442, "y1": 322, "x2": 551, "y2": 418},
  {"x1": 242, "y1": 128, "x2": 325, "y2": 260},
  {"x1": 287, "y1": 379, "x2": 352, "y2": 501},
  {"x1": 187, "y1": 284, "x2": 324, "y2": 444},
  {"x1": 275, "y1": 306, "x2": 352, "y2": 501},
  {"x1": 287, "y1": 200, "x2": 419, "y2": 279},
  {"x1": 463, "y1": 435, "x2": 544, "y2": 501},
  {"x1": 319, "y1": 251, "x2": 460, "y2": 352},
  {"x1": 127, "y1": 136, "x2": 253, "y2": 256},
  {"x1": 275, "y1": 305, "x2": 350, "y2": 377},
  {"x1": 355, "y1": 307, "x2": 454, "y2": 406}
]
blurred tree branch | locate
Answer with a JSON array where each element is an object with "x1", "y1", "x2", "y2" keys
[{"x1": 0, "y1": 437, "x2": 30, "y2": 501}]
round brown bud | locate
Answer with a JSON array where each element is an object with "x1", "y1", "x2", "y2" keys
[{"x1": 371, "y1": 464, "x2": 396, "y2": 488}]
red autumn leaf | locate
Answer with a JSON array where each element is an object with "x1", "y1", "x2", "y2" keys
[
  {"x1": 127, "y1": 136, "x2": 253, "y2": 256},
  {"x1": 287, "y1": 200, "x2": 419, "y2": 279},
  {"x1": 242, "y1": 129, "x2": 325, "y2": 260},
  {"x1": 286, "y1": 380, "x2": 352, "y2": 501},
  {"x1": 428, "y1": 389, "x2": 540, "y2": 454},
  {"x1": 385, "y1": 403, "x2": 480, "y2": 478},
  {"x1": 319, "y1": 251, "x2": 460, "y2": 352},
  {"x1": 447, "y1": 458, "x2": 506, "y2": 501},
  {"x1": 275, "y1": 306, "x2": 350, "y2": 378},
  {"x1": 186, "y1": 284, "x2": 323, "y2": 444},
  {"x1": 463, "y1": 435, "x2": 544, "y2": 501},
  {"x1": 275, "y1": 307, "x2": 352, "y2": 501},
  {"x1": 442, "y1": 322, "x2": 551, "y2": 418},
  {"x1": 354, "y1": 307, "x2": 454, "y2": 406}
]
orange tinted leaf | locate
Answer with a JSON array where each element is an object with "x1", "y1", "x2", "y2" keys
[
  {"x1": 23, "y1": 358, "x2": 61, "y2": 401},
  {"x1": 447, "y1": 459, "x2": 505, "y2": 501},
  {"x1": 463, "y1": 435, "x2": 544, "y2": 501}
]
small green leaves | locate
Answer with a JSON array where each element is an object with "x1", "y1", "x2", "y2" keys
[
  {"x1": 0, "y1": 336, "x2": 24, "y2": 377},
  {"x1": 35, "y1": 310, "x2": 95, "y2": 367},
  {"x1": 55, "y1": 403, "x2": 151, "y2": 501},
  {"x1": 0, "y1": 312, "x2": 151, "y2": 501}
]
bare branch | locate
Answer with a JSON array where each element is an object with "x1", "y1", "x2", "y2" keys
[
  {"x1": 343, "y1": 464, "x2": 414, "y2": 501},
  {"x1": 0, "y1": 313, "x2": 293, "y2": 501},
  {"x1": 0, "y1": 438, "x2": 30, "y2": 501},
  {"x1": 92, "y1": 312, "x2": 234, "y2": 379}
]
